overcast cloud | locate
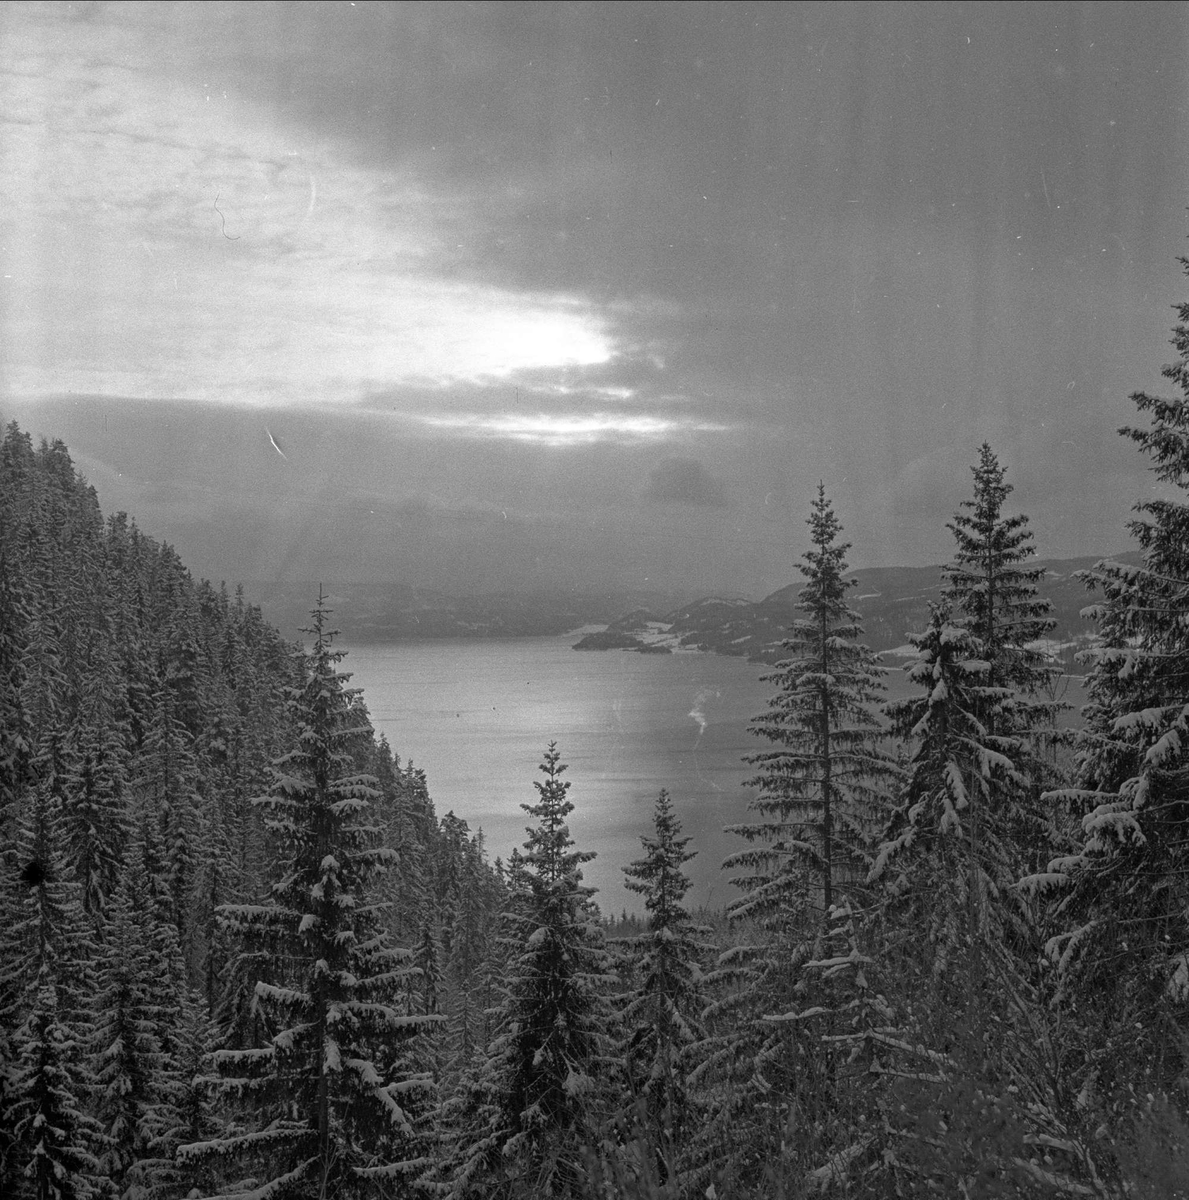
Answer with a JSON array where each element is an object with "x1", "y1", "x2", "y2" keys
[{"x1": 3, "y1": 2, "x2": 1187, "y2": 595}]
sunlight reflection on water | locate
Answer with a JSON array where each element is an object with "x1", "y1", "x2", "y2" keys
[
  {"x1": 342, "y1": 633, "x2": 768, "y2": 916},
  {"x1": 341, "y1": 634, "x2": 1083, "y2": 916}
]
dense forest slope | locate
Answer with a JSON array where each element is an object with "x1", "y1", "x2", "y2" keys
[{"x1": 0, "y1": 422, "x2": 506, "y2": 1197}]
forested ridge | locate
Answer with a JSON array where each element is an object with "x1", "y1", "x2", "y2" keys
[{"x1": 8, "y1": 266, "x2": 1189, "y2": 1198}]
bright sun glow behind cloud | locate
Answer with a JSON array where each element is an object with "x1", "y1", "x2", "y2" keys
[
  {"x1": 0, "y1": 6, "x2": 615, "y2": 408},
  {"x1": 460, "y1": 311, "x2": 613, "y2": 379},
  {"x1": 419, "y1": 413, "x2": 727, "y2": 446}
]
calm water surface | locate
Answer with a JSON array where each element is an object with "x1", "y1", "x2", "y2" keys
[
  {"x1": 341, "y1": 634, "x2": 1014, "y2": 915},
  {"x1": 342, "y1": 634, "x2": 773, "y2": 915}
]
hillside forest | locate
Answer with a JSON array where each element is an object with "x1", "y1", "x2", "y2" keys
[{"x1": 8, "y1": 264, "x2": 1189, "y2": 1200}]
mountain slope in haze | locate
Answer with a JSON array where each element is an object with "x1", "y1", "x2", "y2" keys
[
  {"x1": 574, "y1": 552, "x2": 1142, "y2": 668},
  {"x1": 247, "y1": 581, "x2": 691, "y2": 643},
  {"x1": 244, "y1": 551, "x2": 1140, "y2": 664}
]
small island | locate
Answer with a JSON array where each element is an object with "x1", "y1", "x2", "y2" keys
[
  {"x1": 572, "y1": 629, "x2": 650, "y2": 651},
  {"x1": 572, "y1": 628, "x2": 674, "y2": 653},
  {"x1": 572, "y1": 608, "x2": 681, "y2": 653}
]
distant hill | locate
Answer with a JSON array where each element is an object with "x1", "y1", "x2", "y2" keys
[
  {"x1": 243, "y1": 581, "x2": 691, "y2": 643},
  {"x1": 573, "y1": 551, "x2": 1143, "y2": 669},
  {"x1": 243, "y1": 551, "x2": 1142, "y2": 666}
]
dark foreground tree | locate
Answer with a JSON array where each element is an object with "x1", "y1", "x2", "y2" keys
[
  {"x1": 179, "y1": 597, "x2": 435, "y2": 1198},
  {"x1": 874, "y1": 608, "x2": 1025, "y2": 1004},
  {"x1": 1035, "y1": 257, "x2": 1189, "y2": 1172},
  {"x1": 619, "y1": 790, "x2": 709, "y2": 1177},
  {"x1": 0, "y1": 784, "x2": 103, "y2": 1200},
  {"x1": 942, "y1": 443, "x2": 1057, "y2": 710},
  {"x1": 450, "y1": 744, "x2": 615, "y2": 1199},
  {"x1": 730, "y1": 484, "x2": 896, "y2": 928},
  {"x1": 695, "y1": 487, "x2": 897, "y2": 1192},
  {"x1": 91, "y1": 858, "x2": 173, "y2": 1197}
]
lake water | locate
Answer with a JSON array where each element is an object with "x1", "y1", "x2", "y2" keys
[
  {"x1": 342, "y1": 634, "x2": 1082, "y2": 917},
  {"x1": 342, "y1": 634, "x2": 776, "y2": 916}
]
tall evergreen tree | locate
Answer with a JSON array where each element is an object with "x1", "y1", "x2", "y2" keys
[
  {"x1": 939, "y1": 445, "x2": 1065, "y2": 929},
  {"x1": 179, "y1": 597, "x2": 435, "y2": 1197},
  {"x1": 0, "y1": 506, "x2": 32, "y2": 842},
  {"x1": 158, "y1": 991, "x2": 222, "y2": 1198},
  {"x1": 1038, "y1": 258, "x2": 1189, "y2": 1126},
  {"x1": 0, "y1": 785, "x2": 103, "y2": 1200},
  {"x1": 442, "y1": 831, "x2": 502, "y2": 1066},
  {"x1": 450, "y1": 744, "x2": 615, "y2": 1199},
  {"x1": 691, "y1": 490, "x2": 898, "y2": 1192},
  {"x1": 731, "y1": 484, "x2": 896, "y2": 928},
  {"x1": 942, "y1": 444, "x2": 1059, "y2": 723},
  {"x1": 873, "y1": 608, "x2": 1025, "y2": 996},
  {"x1": 136, "y1": 683, "x2": 200, "y2": 959},
  {"x1": 857, "y1": 590, "x2": 1092, "y2": 1196},
  {"x1": 618, "y1": 790, "x2": 708, "y2": 1176},
  {"x1": 92, "y1": 861, "x2": 173, "y2": 1199},
  {"x1": 416, "y1": 916, "x2": 443, "y2": 1018},
  {"x1": 62, "y1": 716, "x2": 129, "y2": 920},
  {"x1": 0, "y1": 503, "x2": 34, "y2": 1178}
]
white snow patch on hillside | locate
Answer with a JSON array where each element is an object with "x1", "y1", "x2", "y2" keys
[{"x1": 635, "y1": 622, "x2": 700, "y2": 653}]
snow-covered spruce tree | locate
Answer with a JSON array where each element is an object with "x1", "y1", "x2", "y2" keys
[
  {"x1": 178, "y1": 596, "x2": 437, "y2": 1198},
  {"x1": 159, "y1": 991, "x2": 222, "y2": 1197},
  {"x1": 0, "y1": 512, "x2": 31, "y2": 841},
  {"x1": 135, "y1": 682, "x2": 201, "y2": 964},
  {"x1": 448, "y1": 744, "x2": 616, "y2": 1199},
  {"x1": 443, "y1": 831, "x2": 502, "y2": 1069},
  {"x1": 135, "y1": 986, "x2": 225, "y2": 1200},
  {"x1": 1035, "y1": 261, "x2": 1189, "y2": 1126},
  {"x1": 942, "y1": 443, "x2": 1068, "y2": 878},
  {"x1": 845, "y1": 608, "x2": 1046, "y2": 1192},
  {"x1": 731, "y1": 484, "x2": 897, "y2": 929},
  {"x1": 190, "y1": 758, "x2": 245, "y2": 1014},
  {"x1": 0, "y1": 507, "x2": 32, "y2": 1186},
  {"x1": 62, "y1": 710, "x2": 130, "y2": 920},
  {"x1": 942, "y1": 444, "x2": 1060, "y2": 725},
  {"x1": 123, "y1": 792, "x2": 193, "y2": 1064},
  {"x1": 415, "y1": 915, "x2": 443, "y2": 1017},
  {"x1": 873, "y1": 608, "x2": 1025, "y2": 1001},
  {"x1": 370, "y1": 736, "x2": 427, "y2": 946},
  {"x1": 92, "y1": 856, "x2": 173, "y2": 1198},
  {"x1": 618, "y1": 790, "x2": 709, "y2": 1177},
  {"x1": 694, "y1": 487, "x2": 897, "y2": 1192},
  {"x1": 86, "y1": 795, "x2": 197, "y2": 1196},
  {"x1": 0, "y1": 783, "x2": 103, "y2": 1200}
]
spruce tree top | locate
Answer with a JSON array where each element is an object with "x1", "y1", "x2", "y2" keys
[
  {"x1": 623, "y1": 788, "x2": 695, "y2": 922},
  {"x1": 1118, "y1": 282, "x2": 1189, "y2": 576},
  {"x1": 1025, "y1": 252, "x2": 1189, "y2": 1101},
  {"x1": 800, "y1": 483, "x2": 852, "y2": 619},
  {"x1": 732, "y1": 484, "x2": 895, "y2": 925},
  {"x1": 761, "y1": 482, "x2": 877, "y2": 681},
  {"x1": 1054, "y1": 256, "x2": 1189, "y2": 808},
  {"x1": 523, "y1": 741, "x2": 595, "y2": 894},
  {"x1": 942, "y1": 443, "x2": 1054, "y2": 697}
]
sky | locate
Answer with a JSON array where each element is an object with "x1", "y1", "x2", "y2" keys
[{"x1": 3, "y1": 1, "x2": 1189, "y2": 598}]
